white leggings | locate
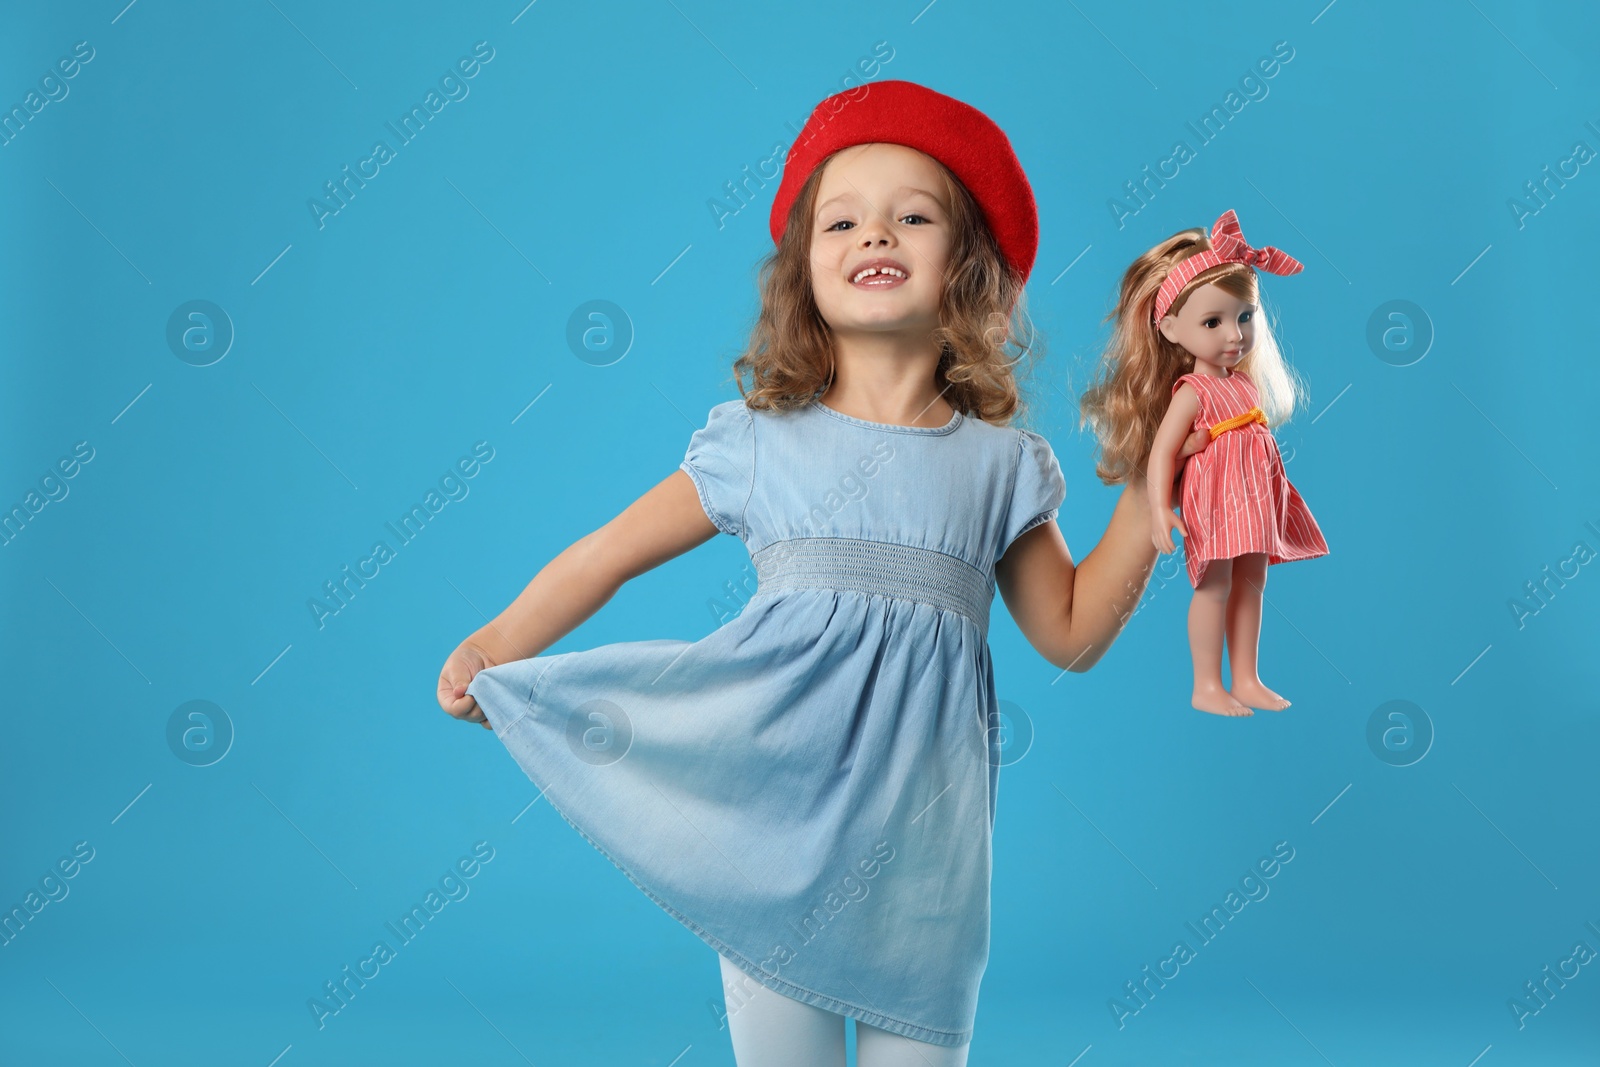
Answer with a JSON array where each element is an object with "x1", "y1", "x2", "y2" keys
[{"x1": 719, "y1": 954, "x2": 971, "y2": 1067}]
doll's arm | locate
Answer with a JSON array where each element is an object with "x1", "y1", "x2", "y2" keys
[{"x1": 1146, "y1": 385, "x2": 1200, "y2": 551}]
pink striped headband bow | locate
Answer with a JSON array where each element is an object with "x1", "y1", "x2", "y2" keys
[{"x1": 1151, "y1": 208, "x2": 1304, "y2": 324}]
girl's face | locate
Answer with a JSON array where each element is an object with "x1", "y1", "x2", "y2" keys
[
  {"x1": 1158, "y1": 281, "x2": 1256, "y2": 375},
  {"x1": 808, "y1": 143, "x2": 952, "y2": 341}
]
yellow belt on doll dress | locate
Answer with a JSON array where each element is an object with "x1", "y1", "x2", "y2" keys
[{"x1": 1207, "y1": 405, "x2": 1267, "y2": 439}]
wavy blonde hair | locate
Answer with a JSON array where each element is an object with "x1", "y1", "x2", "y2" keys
[
  {"x1": 726, "y1": 148, "x2": 1043, "y2": 425},
  {"x1": 1078, "y1": 225, "x2": 1303, "y2": 485}
]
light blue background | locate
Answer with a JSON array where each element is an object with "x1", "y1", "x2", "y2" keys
[{"x1": 3, "y1": 1, "x2": 1597, "y2": 1064}]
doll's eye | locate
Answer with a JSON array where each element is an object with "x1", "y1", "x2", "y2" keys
[
  {"x1": 1202, "y1": 317, "x2": 1220, "y2": 328},
  {"x1": 1239, "y1": 311, "x2": 1253, "y2": 323}
]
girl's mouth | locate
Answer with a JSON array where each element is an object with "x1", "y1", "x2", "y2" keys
[{"x1": 849, "y1": 261, "x2": 909, "y2": 289}]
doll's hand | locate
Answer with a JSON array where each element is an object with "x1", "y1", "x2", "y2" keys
[
  {"x1": 1151, "y1": 508, "x2": 1187, "y2": 554},
  {"x1": 1178, "y1": 427, "x2": 1210, "y2": 461}
]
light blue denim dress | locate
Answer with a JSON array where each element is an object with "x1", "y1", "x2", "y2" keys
[{"x1": 467, "y1": 397, "x2": 1064, "y2": 1047}]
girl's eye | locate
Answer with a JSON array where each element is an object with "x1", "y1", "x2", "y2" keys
[{"x1": 823, "y1": 213, "x2": 932, "y2": 233}]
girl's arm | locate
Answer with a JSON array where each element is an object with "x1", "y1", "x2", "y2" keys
[
  {"x1": 438, "y1": 471, "x2": 719, "y2": 722},
  {"x1": 994, "y1": 387, "x2": 1200, "y2": 673}
]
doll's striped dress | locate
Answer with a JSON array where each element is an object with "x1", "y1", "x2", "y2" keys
[{"x1": 1173, "y1": 369, "x2": 1328, "y2": 588}]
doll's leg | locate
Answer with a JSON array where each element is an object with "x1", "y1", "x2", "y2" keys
[
  {"x1": 719, "y1": 953, "x2": 847, "y2": 1067},
  {"x1": 1189, "y1": 559, "x2": 1252, "y2": 717},
  {"x1": 857, "y1": 1021, "x2": 971, "y2": 1066},
  {"x1": 1224, "y1": 552, "x2": 1291, "y2": 711}
]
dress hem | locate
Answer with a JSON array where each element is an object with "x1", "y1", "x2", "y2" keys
[
  {"x1": 486, "y1": 708, "x2": 975, "y2": 1049},
  {"x1": 1185, "y1": 544, "x2": 1329, "y2": 589}
]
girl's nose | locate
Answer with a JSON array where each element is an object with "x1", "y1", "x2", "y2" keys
[{"x1": 858, "y1": 216, "x2": 893, "y2": 246}]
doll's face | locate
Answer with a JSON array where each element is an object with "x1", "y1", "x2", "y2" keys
[
  {"x1": 808, "y1": 143, "x2": 952, "y2": 341},
  {"x1": 1158, "y1": 281, "x2": 1256, "y2": 374}
]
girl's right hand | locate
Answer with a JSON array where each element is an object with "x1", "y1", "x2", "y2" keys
[
  {"x1": 1151, "y1": 508, "x2": 1187, "y2": 554},
  {"x1": 438, "y1": 643, "x2": 497, "y2": 730}
]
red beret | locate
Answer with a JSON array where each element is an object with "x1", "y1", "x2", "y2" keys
[{"x1": 769, "y1": 79, "x2": 1039, "y2": 285}]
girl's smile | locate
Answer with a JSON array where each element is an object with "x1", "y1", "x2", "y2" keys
[{"x1": 848, "y1": 256, "x2": 911, "y2": 289}]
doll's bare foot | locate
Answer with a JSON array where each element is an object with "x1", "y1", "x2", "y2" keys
[
  {"x1": 1230, "y1": 680, "x2": 1291, "y2": 712},
  {"x1": 1192, "y1": 685, "x2": 1253, "y2": 717}
]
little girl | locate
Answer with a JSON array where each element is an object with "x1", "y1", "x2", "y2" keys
[
  {"x1": 1080, "y1": 209, "x2": 1329, "y2": 718},
  {"x1": 437, "y1": 80, "x2": 1204, "y2": 1065}
]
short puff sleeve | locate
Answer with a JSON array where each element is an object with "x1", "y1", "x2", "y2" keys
[
  {"x1": 999, "y1": 429, "x2": 1065, "y2": 559},
  {"x1": 680, "y1": 399, "x2": 755, "y2": 538}
]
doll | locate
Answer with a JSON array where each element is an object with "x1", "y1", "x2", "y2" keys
[{"x1": 1080, "y1": 209, "x2": 1329, "y2": 717}]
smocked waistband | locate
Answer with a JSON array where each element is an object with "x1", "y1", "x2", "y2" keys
[{"x1": 750, "y1": 537, "x2": 992, "y2": 636}]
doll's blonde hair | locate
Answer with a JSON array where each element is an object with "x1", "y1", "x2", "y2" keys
[
  {"x1": 1078, "y1": 225, "x2": 1303, "y2": 485},
  {"x1": 728, "y1": 148, "x2": 1044, "y2": 425}
]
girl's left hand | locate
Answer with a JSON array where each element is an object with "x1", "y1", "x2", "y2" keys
[{"x1": 1178, "y1": 427, "x2": 1210, "y2": 460}]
